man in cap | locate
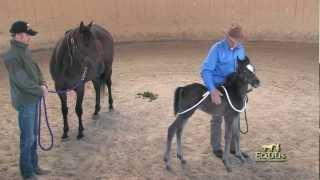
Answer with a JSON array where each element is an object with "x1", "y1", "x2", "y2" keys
[
  {"x1": 201, "y1": 24, "x2": 249, "y2": 158},
  {"x1": 3, "y1": 20, "x2": 49, "y2": 180}
]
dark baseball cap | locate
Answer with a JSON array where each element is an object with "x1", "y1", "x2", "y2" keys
[{"x1": 9, "y1": 21, "x2": 38, "y2": 36}]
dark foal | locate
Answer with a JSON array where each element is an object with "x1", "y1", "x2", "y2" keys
[
  {"x1": 164, "y1": 56, "x2": 260, "y2": 172},
  {"x1": 50, "y1": 21, "x2": 114, "y2": 139}
]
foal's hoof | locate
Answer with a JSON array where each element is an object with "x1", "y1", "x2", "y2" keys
[
  {"x1": 223, "y1": 160, "x2": 232, "y2": 172},
  {"x1": 226, "y1": 166, "x2": 232, "y2": 172},
  {"x1": 231, "y1": 150, "x2": 249, "y2": 159},
  {"x1": 77, "y1": 134, "x2": 84, "y2": 140},
  {"x1": 236, "y1": 155, "x2": 246, "y2": 163},
  {"x1": 241, "y1": 152, "x2": 250, "y2": 159}
]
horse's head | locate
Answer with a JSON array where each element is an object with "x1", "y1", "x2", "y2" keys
[
  {"x1": 65, "y1": 21, "x2": 100, "y2": 67},
  {"x1": 236, "y1": 56, "x2": 260, "y2": 89}
]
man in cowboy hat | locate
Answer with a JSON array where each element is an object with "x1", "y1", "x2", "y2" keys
[
  {"x1": 3, "y1": 20, "x2": 50, "y2": 180},
  {"x1": 201, "y1": 24, "x2": 249, "y2": 158}
]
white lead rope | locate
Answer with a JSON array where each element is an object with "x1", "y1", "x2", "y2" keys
[
  {"x1": 221, "y1": 86, "x2": 247, "y2": 113},
  {"x1": 176, "y1": 86, "x2": 247, "y2": 116},
  {"x1": 176, "y1": 91, "x2": 210, "y2": 116}
]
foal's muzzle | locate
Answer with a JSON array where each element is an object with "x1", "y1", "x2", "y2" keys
[{"x1": 252, "y1": 79, "x2": 260, "y2": 88}]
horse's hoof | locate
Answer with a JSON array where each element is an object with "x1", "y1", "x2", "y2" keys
[
  {"x1": 166, "y1": 165, "x2": 172, "y2": 171},
  {"x1": 61, "y1": 134, "x2": 68, "y2": 140},
  {"x1": 77, "y1": 134, "x2": 84, "y2": 140},
  {"x1": 92, "y1": 114, "x2": 100, "y2": 120},
  {"x1": 181, "y1": 159, "x2": 187, "y2": 164}
]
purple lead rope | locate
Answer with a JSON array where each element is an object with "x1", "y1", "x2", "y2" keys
[
  {"x1": 37, "y1": 67, "x2": 87, "y2": 151},
  {"x1": 37, "y1": 97, "x2": 54, "y2": 151}
]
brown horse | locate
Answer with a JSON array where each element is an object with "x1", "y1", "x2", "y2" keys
[{"x1": 50, "y1": 21, "x2": 114, "y2": 139}]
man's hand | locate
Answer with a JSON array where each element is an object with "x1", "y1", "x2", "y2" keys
[
  {"x1": 41, "y1": 85, "x2": 48, "y2": 98},
  {"x1": 210, "y1": 89, "x2": 223, "y2": 105}
]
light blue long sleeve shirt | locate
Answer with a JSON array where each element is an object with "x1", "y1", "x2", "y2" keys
[{"x1": 201, "y1": 39, "x2": 246, "y2": 91}]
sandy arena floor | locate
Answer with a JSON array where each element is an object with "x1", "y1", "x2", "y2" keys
[{"x1": 0, "y1": 41, "x2": 318, "y2": 180}]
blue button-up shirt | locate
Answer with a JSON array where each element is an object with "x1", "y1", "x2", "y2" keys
[{"x1": 201, "y1": 39, "x2": 246, "y2": 91}]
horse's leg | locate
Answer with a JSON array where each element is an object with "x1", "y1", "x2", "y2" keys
[
  {"x1": 75, "y1": 86, "x2": 85, "y2": 139},
  {"x1": 92, "y1": 79, "x2": 101, "y2": 117},
  {"x1": 233, "y1": 114, "x2": 246, "y2": 163},
  {"x1": 223, "y1": 114, "x2": 234, "y2": 172},
  {"x1": 106, "y1": 70, "x2": 113, "y2": 110},
  {"x1": 58, "y1": 93, "x2": 69, "y2": 139}
]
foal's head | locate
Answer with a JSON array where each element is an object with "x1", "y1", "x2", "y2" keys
[
  {"x1": 236, "y1": 56, "x2": 260, "y2": 88},
  {"x1": 226, "y1": 56, "x2": 260, "y2": 90}
]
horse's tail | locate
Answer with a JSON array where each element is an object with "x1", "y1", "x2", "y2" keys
[
  {"x1": 174, "y1": 87, "x2": 183, "y2": 115},
  {"x1": 100, "y1": 71, "x2": 107, "y2": 97}
]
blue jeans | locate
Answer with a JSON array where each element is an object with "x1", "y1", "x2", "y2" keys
[
  {"x1": 17, "y1": 103, "x2": 39, "y2": 178},
  {"x1": 210, "y1": 116, "x2": 235, "y2": 151}
]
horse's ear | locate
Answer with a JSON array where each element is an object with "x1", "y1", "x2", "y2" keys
[
  {"x1": 65, "y1": 29, "x2": 71, "y2": 35},
  {"x1": 80, "y1": 21, "x2": 85, "y2": 31},
  {"x1": 88, "y1": 21, "x2": 94, "y2": 29}
]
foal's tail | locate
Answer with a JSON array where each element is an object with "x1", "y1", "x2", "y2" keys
[{"x1": 174, "y1": 87, "x2": 183, "y2": 115}]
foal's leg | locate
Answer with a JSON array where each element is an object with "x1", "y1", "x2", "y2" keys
[
  {"x1": 163, "y1": 116, "x2": 185, "y2": 170},
  {"x1": 232, "y1": 114, "x2": 246, "y2": 163},
  {"x1": 164, "y1": 118, "x2": 179, "y2": 170},
  {"x1": 176, "y1": 120, "x2": 187, "y2": 164},
  {"x1": 58, "y1": 93, "x2": 69, "y2": 139},
  {"x1": 75, "y1": 86, "x2": 85, "y2": 139},
  {"x1": 223, "y1": 115, "x2": 234, "y2": 172},
  {"x1": 92, "y1": 79, "x2": 101, "y2": 117}
]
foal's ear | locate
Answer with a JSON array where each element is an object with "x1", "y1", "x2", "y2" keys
[
  {"x1": 243, "y1": 56, "x2": 250, "y2": 64},
  {"x1": 238, "y1": 56, "x2": 250, "y2": 66}
]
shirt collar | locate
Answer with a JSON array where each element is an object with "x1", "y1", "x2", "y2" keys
[
  {"x1": 11, "y1": 39, "x2": 28, "y2": 49},
  {"x1": 222, "y1": 38, "x2": 242, "y2": 50}
]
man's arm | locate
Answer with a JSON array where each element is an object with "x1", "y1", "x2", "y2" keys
[
  {"x1": 4, "y1": 57, "x2": 43, "y2": 97},
  {"x1": 35, "y1": 63, "x2": 47, "y2": 86},
  {"x1": 237, "y1": 45, "x2": 246, "y2": 61},
  {"x1": 201, "y1": 45, "x2": 219, "y2": 92}
]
